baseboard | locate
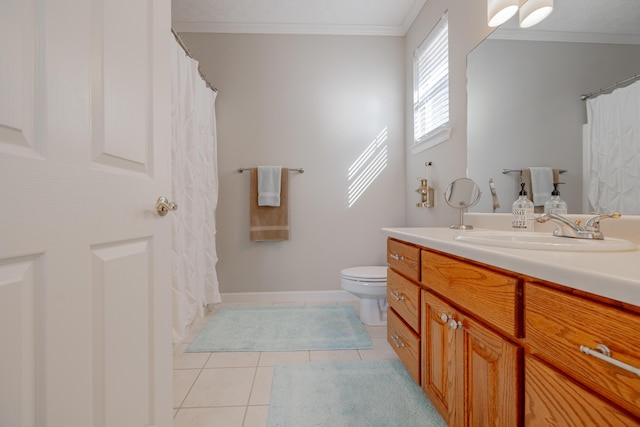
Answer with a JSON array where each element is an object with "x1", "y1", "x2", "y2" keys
[{"x1": 217, "y1": 290, "x2": 358, "y2": 305}]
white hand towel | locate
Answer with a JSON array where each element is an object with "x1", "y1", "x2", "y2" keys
[
  {"x1": 529, "y1": 167, "x2": 554, "y2": 206},
  {"x1": 258, "y1": 166, "x2": 282, "y2": 207}
]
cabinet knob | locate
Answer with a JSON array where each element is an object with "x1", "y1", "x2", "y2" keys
[
  {"x1": 440, "y1": 313, "x2": 462, "y2": 330},
  {"x1": 448, "y1": 318, "x2": 463, "y2": 330},
  {"x1": 389, "y1": 253, "x2": 405, "y2": 261}
]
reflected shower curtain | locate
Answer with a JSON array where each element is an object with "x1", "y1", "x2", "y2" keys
[
  {"x1": 586, "y1": 80, "x2": 640, "y2": 214},
  {"x1": 171, "y1": 37, "x2": 221, "y2": 343}
]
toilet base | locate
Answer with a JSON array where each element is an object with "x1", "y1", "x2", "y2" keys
[{"x1": 358, "y1": 297, "x2": 387, "y2": 326}]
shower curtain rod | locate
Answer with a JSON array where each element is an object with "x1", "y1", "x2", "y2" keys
[
  {"x1": 580, "y1": 74, "x2": 640, "y2": 101},
  {"x1": 171, "y1": 28, "x2": 218, "y2": 92}
]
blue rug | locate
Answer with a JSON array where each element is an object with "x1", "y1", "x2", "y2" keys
[
  {"x1": 186, "y1": 305, "x2": 373, "y2": 352},
  {"x1": 267, "y1": 359, "x2": 447, "y2": 427}
]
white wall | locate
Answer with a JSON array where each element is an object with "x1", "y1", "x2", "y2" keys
[
  {"x1": 179, "y1": 34, "x2": 406, "y2": 293},
  {"x1": 404, "y1": 0, "x2": 492, "y2": 226}
]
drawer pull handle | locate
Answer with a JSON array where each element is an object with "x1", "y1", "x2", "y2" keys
[
  {"x1": 390, "y1": 291, "x2": 405, "y2": 302},
  {"x1": 390, "y1": 334, "x2": 405, "y2": 348},
  {"x1": 389, "y1": 253, "x2": 405, "y2": 261},
  {"x1": 580, "y1": 344, "x2": 640, "y2": 377}
]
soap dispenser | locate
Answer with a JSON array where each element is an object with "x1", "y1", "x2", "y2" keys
[
  {"x1": 544, "y1": 183, "x2": 568, "y2": 215},
  {"x1": 512, "y1": 182, "x2": 534, "y2": 231}
]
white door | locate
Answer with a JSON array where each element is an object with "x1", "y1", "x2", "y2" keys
[{"x1": 0, "y1": 0, "x2": 173, "y2": 426}]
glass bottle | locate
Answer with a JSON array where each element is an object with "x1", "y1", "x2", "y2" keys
[{"x1": 512, "y1": 182, "x2": 534, "y2": 231}]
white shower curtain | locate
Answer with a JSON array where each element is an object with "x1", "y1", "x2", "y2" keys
[
  {"x1": 171, "y1": 37, "x2": 221, "y2": 343},
  {"x1": 586, "y1": 80, "x2": 640, "y2": 214}
]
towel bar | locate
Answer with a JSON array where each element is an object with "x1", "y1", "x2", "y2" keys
[
  {"x1": 238, "y1": 168, "x2": 304, "y2": 173},
  {"x1": 502, "y1": 168, "x2": 566, "y2": 174}
]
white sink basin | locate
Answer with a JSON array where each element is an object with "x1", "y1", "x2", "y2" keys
[{"x1": 454, "y1": 230, "x2": 637, "y2": 252}]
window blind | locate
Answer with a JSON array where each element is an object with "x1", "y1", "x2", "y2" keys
[{"x1": 413, "y1": 12, "x2": 449, "y2": 145}]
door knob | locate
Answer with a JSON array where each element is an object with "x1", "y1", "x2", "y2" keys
[{"x1": 155, "y1": 196, "x2": 177, "y2": 216}]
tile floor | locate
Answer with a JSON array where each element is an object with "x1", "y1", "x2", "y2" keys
[{"x1": 172, "y1": 301, "x2": 398, "y2": 427}]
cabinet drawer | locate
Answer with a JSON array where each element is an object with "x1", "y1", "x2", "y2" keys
[
  {"x1": 387, "y1": 268, "x2": 420, "y2": 333},
  {"x1": 525, "y1": 355, "x2": 639, "y2": 426},
  {"x1": 388, "y1": 308, "x2": 420, "y2": 384},
  {"x1": 421, "y1": 250, "x2": 519, "y2": 338},
  {"x1": 526, "y1": 283, "x2": 640, "y2": 418},
  {"x1": 387, "y1": 239, "x2": 420, "y2": 281}
]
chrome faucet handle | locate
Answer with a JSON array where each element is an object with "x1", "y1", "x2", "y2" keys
[
  {"x1": 584, "y1": 213, "x2": 621, "y2": 231},
  {"x1": 535, "y1": 212, "x2": 605, "y2": 240}
]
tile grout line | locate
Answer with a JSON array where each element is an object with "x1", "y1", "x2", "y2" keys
[
  {"x1": 175, "y1": 351, "x2": 213, "y2": 413},
  {"x1": 241, "y1": 356, "x2": 262, "y2": 426}
]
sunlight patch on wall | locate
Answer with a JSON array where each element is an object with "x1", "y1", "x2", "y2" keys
[{"x1": 347, "y1": 127, "x2": 388, "y2": 208}]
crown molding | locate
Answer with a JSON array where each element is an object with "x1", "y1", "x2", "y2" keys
[
  {"x1": 401, "y1": 0, "x2": 428, "y2": 35},
  {"x1": 172, "y1": 21, "x2": 406, "y2": 36},
  {"x1": 491, "y1": 29, "x2": 640, "y2": 45}
]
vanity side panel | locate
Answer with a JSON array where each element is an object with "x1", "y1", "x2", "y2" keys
[{"x1": 421, "y1": 249, "x2": 519, "y2": 338}]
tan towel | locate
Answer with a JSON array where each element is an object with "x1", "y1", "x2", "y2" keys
[
  {"x1": 250, "y1": 168, "x2": 289, "y2": 241},
  {"x1": 520, "y1": 168, "x2": 561, "y2": 213}
]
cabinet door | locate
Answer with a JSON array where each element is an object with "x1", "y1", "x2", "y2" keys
[
  {"x1": 525, "y1": 355, "x2": 639, "y2": 426},
  {"x1": 463, "y1": 315, "x2": 521, "y2": 427},
  {"x1": 422, "y1": 290, "x2": 463, "y2": 426}
]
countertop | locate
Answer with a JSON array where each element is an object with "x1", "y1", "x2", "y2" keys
[{"x1": 382, "y1": 221, "x2": 640, "y2": 307}]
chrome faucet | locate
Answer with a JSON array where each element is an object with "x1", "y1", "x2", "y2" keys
[{"x1": 535, "y1": 212, "x2": 621, "y2": 240}]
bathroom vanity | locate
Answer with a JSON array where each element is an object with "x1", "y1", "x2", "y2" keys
[{"x1": 384, "y1": 215, "x2": 640, "y2": 426}]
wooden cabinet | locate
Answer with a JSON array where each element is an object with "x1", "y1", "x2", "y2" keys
[
  {"x1": 525, "y1": 354, "x2": 638, "y2": 426},
  {"x1": 388, "y1": 307, "x2": 420, "y2": 383},
  {"x1": 526, "y1": 282, "x2": 640, "y2": 423},
  {"x1": 422, "y1": 290, "x2": 459, "y2": 424},
  {"x1": 422, "y1": 273, "x2": 520, "y2": 427},
  {"x1": 387, "y1": 238, "x2": 420, "y2": 281},
  {"x1": 421, "y1": 250, "x2": 520, "y2": 338},
  {"x1": 386, "y1": 239, "x2": 422, "y2": 383},
  {"x1": 387, "y1": 237, "x2": 640, "y2": 426}
]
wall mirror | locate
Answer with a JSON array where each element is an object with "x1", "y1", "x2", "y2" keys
[
  {"x1": 466, "y1": 0, "x2": 640, "y2": 214},
  {"x1": 445, "y1": 178, "x2": 481, "y2": 229}
]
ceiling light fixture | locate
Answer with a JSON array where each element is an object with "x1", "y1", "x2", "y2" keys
[
  {"x1": 487, "y1": 0, "x2": 554, "y2": 29},
  {"x1": 519, "y1": 0, "x2": 554, "y2": 28},
  {"x1": 487, "y1": 0, "x2": 519, "y2": 27}
]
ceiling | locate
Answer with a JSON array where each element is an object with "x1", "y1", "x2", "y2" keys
[
  {"x1": 171, "y1": 0, "x2": 428, "y2": 36},
  {"x1": 171, "y1": 0, "x2": 640, "y2": 43}
]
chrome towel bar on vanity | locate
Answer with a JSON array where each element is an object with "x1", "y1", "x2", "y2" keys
[{"x1": 237, "y1": 168, "x2": 304, "y2": 173}]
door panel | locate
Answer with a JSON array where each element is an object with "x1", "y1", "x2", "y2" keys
[
  {"x1": 0, "y1": 256, "x2": 40, "y2": 427},
  {"x1": 464, "y1": 315, "x2": 521, "y2": 427},
  {"x1": 422, "y1": 290, "x2": 460, "y2": 425},
  {"x1": 94, "y1": 0, "x2": 151, "y2": 172},
  {"x1": 0, "y1": 0, "x2": 37, "y2": 156},
  {"x1": 92, "y1": 240, "x2": 152, "y2": 427},
  {"x1": 0, "y1": 0, "x2": 172, "y2": 425}
]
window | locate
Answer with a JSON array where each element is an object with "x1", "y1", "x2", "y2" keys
[{"x1": 412, "y1": 12, "x2": 450, "y2": 153}]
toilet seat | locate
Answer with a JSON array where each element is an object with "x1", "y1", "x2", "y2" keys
[{"x1": 340, "y1": 266, "x2": 387, "y2": 282}]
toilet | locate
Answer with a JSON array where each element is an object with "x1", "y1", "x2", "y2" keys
[{"x1": 340, "y1": 266, "x2": 388, "y2": 326}]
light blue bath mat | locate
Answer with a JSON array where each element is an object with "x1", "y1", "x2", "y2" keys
[
  {"x1": 186, "y1": 305, "x2": 373, "y2": 352},
  {"x1": 267, "y1": 359, "x2": 447, "y2": 427}
]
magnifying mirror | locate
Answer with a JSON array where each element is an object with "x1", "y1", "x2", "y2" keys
[{"x1": 445, "y1": 178, "x2": 481, "y2": 230}]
